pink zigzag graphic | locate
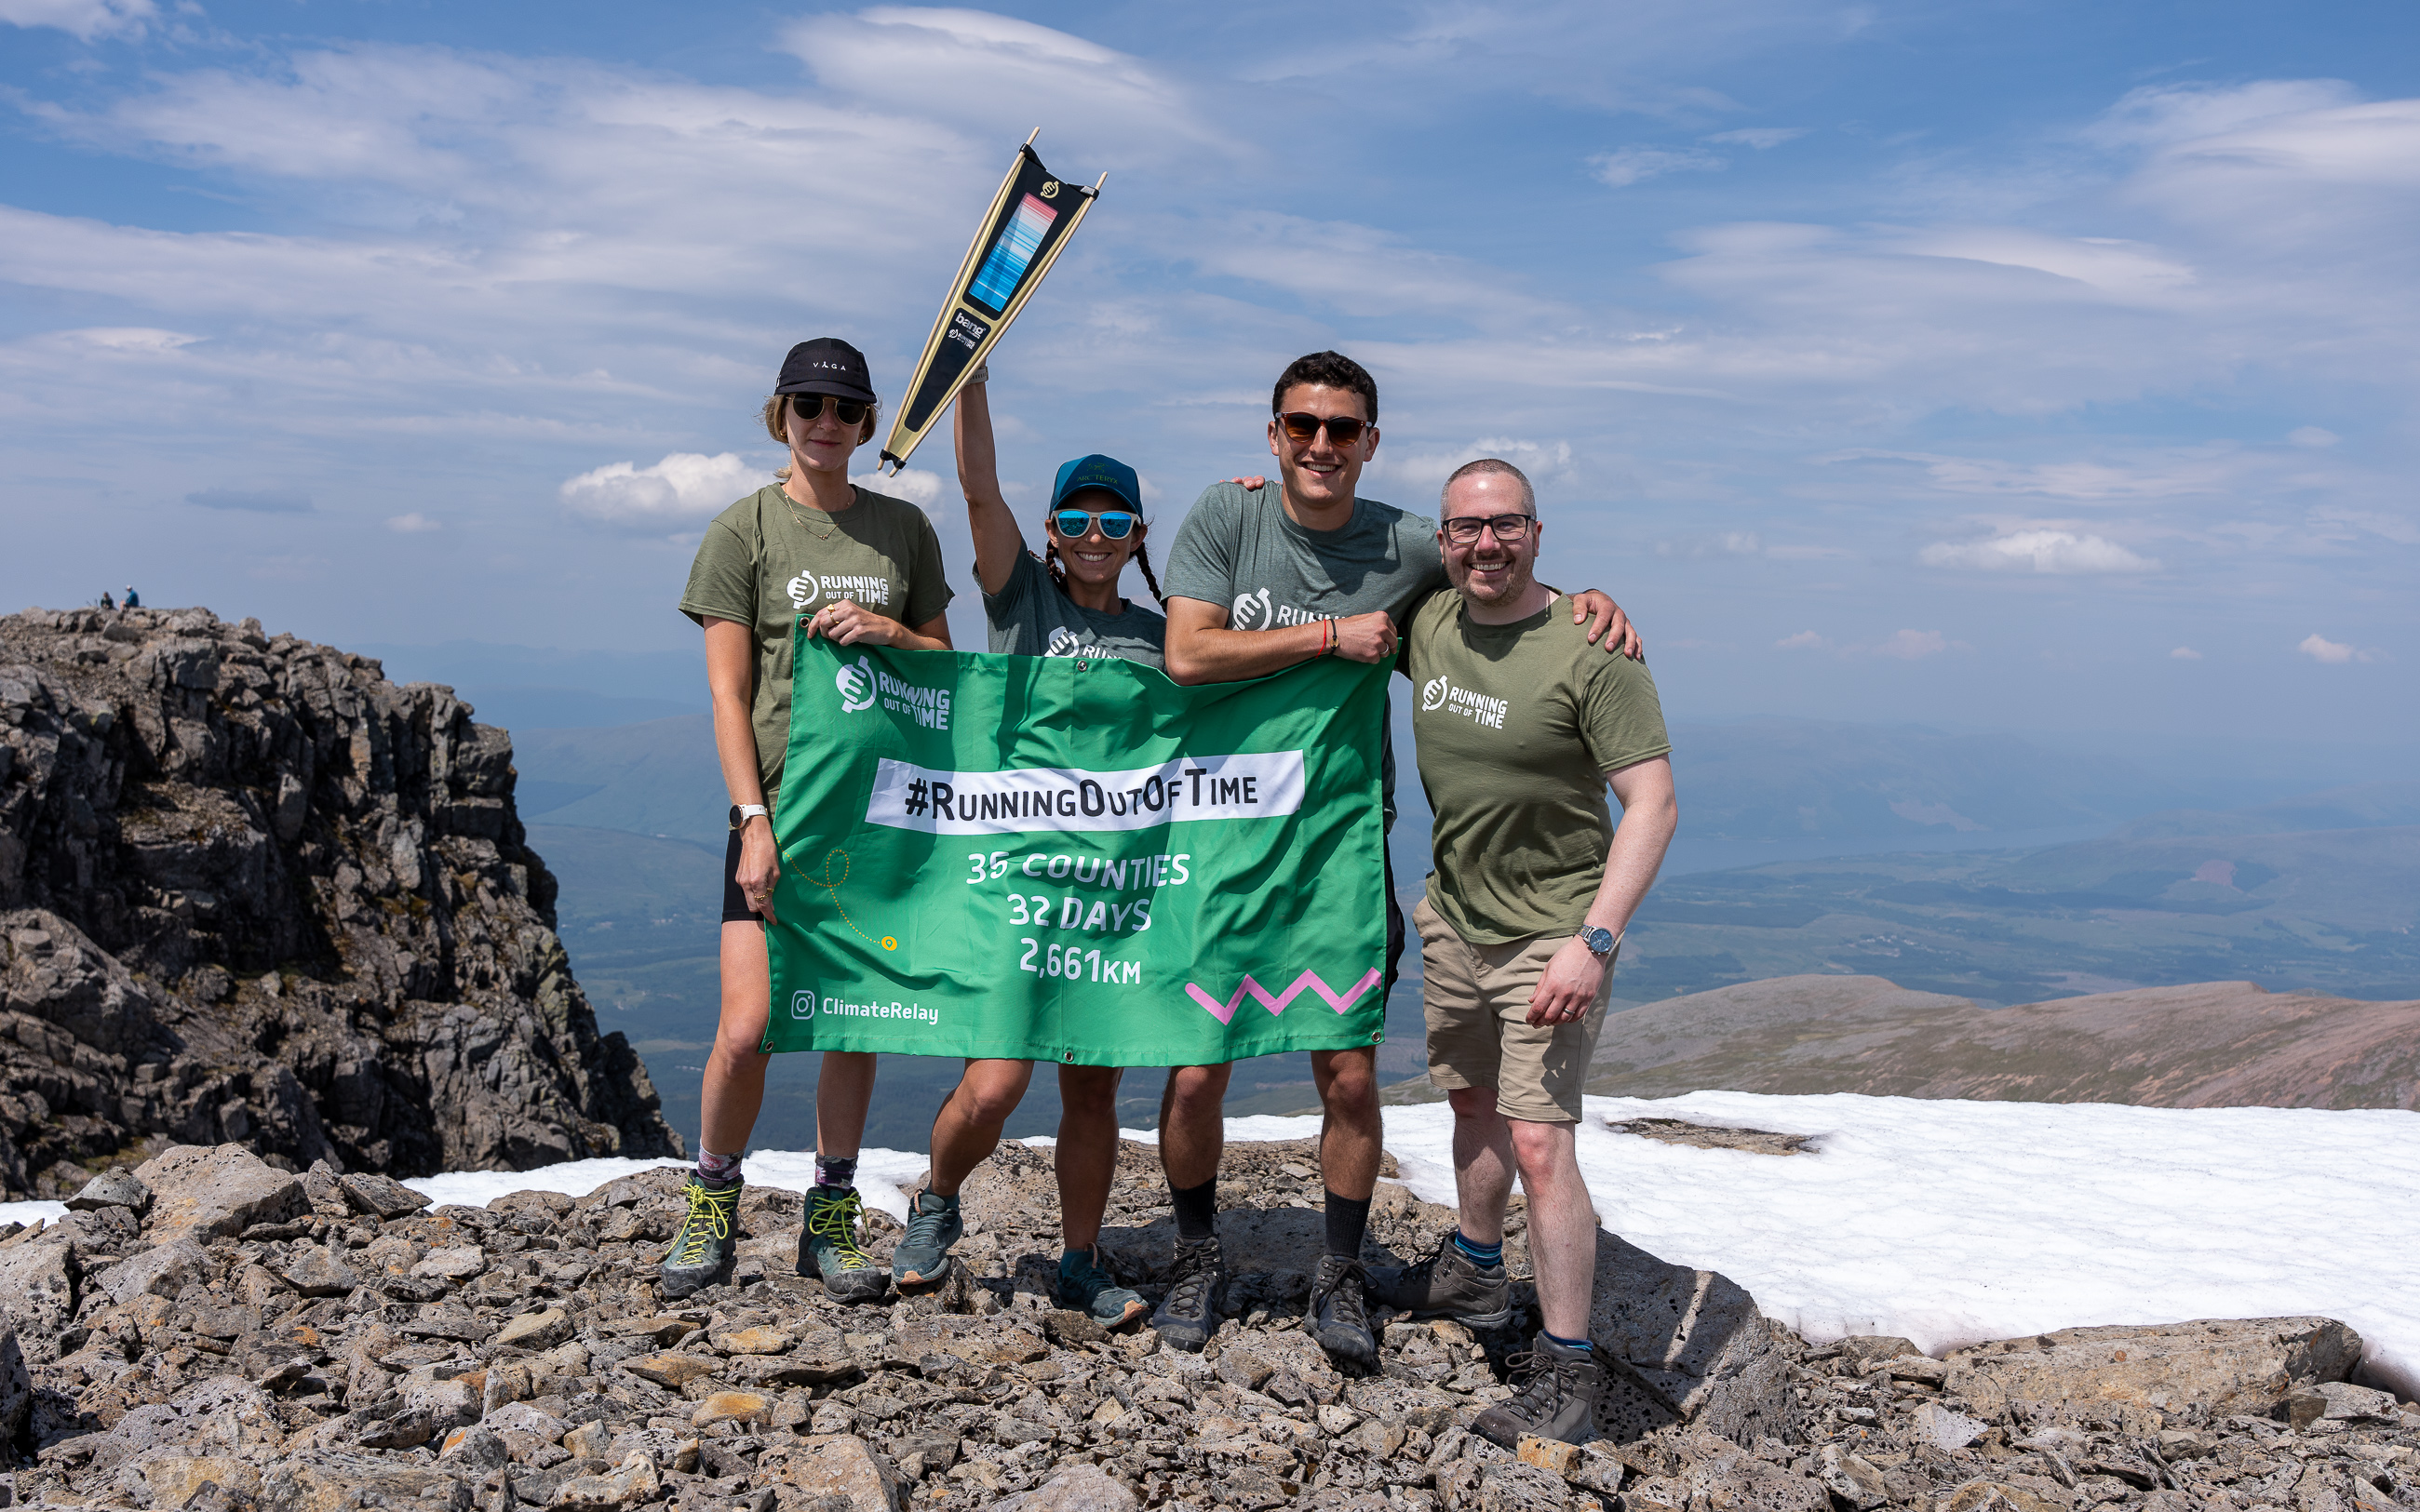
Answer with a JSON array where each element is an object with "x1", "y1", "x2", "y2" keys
[{"x1": 1185, "y1": 968, "x2": 1383, "y2": 1025}]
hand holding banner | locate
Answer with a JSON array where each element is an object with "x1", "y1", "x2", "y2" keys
[
  {"x1": 881, "y1": 132, "x2": 1103, "y2": 473},
  {"x1": 763, "y1": 638, "x2": 1390, "y2": 1066}
]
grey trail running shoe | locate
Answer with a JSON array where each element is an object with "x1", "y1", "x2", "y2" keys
[
  {"x1": 799, "y1": 1184, "x2": 891, "y2": 1304},
  {"x1": 659, "y1": 1177, "x2": 740, "y2": 1300},
  {"x1": 891, "y1": 1188, "x2": 964, "y2": 1289},
  {"x1": 1150, "y1": 1235, "x2": 1227, "y2": 1352},
  {"x1": 1366, "y1": 1232, "x2": 1513, "y2": 1328},
  {"x1": 1056, "y1": 1246, "x2": 1148, "y2": 1330},
  {"x1": 1308, "y1": 1253, "x2": 1379, "y2": 1372},
  {"x1": 1473, "y1": 1334, "x2": 1604, "y2": 1448}
]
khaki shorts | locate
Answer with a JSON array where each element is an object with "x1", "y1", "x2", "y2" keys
[{"x1": 1415, "y1": 896, "x2": 1618, "y2": 1124}]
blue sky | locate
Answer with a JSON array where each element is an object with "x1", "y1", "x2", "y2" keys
[{"x1": 3, "y1": 0, "x2": 2415, "y2": 755}]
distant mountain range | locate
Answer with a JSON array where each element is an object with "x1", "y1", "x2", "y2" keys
[{"x1": 1576, "y1": 972, "x2": 2420, "y2": 1109}]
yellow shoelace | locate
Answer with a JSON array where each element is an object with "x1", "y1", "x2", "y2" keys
[
  {"x1": 808, "y1": 1189, "x2": 873, "y2": 1270},
  {"x1": 674, "y1": 1183, "x2": 736, "y2": 1265}
]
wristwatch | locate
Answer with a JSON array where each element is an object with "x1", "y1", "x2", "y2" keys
[
  {"x1": 1578, "y1": 925, "x2": 1619, "y2": 957},
  {"x1": 729, "y1": 804, "x2": 768, "y2": 830}
]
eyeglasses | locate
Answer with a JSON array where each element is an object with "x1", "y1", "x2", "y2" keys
[
  {"x1": 1049, "y1": 510, "x2": 1138, "y2": 541},
  {"x1": 1440, "y1": 513, "x2": 1537, "y2": 544},
  {"x1": 1276, "y1": 411, "x2": 1370, "y2": 447},
  {"x1": 790, "y1": 394, "x2": 871, "y2": 425}
]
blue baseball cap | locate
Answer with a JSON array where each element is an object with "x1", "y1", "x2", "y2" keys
[{"x1": 1050, "y1": 454, "x2": 1143, "y2": 514}]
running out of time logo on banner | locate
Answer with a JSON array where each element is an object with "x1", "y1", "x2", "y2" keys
[{"x1": 762, "y1": 635, "x2": 1391, "y2": 1066}]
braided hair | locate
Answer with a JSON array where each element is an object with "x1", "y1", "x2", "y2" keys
[{"x1": 1042, "y1": 529, "x2": 1164, "y2": 606}]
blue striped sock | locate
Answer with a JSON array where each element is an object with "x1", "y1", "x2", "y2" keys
[
  {"x1": 1543, "y1": 1330, "x2": 1593, "y2": 1352},
  {"x1": 1451, "y1": 1231, "x2": 1504, "y2": 1267}
]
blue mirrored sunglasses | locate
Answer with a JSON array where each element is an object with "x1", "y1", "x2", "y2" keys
[{"x1": 1049, "y1": 509, "x2": 1138, "y2": 541}]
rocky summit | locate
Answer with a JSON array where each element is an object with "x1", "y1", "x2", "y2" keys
[
  {"x1": 0, "y1": 605, "x2": 679, "y2": 1197},
  {"x1": 4, "y1": 1133, "x2": 2408, "y2": 1512}
]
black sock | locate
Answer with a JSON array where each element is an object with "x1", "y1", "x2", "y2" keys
[
  {"x1": 1324, "y1": 1190, "x2": 1371, "y2": 1259},
  {"x1": 1171, "y1": 1178, "x2": 1217, "y2": 1242}
]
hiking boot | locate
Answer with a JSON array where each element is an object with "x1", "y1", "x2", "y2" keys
[
  {"x1": 1150, "y1": 1235, "x2": 1227, "y2": 1352},
  {"x1": 891, "y1": 1188, "x2": 963, "y2": 1289},
  {"x1": 1056, "y1": 1246, "x2": 1148, "y2": 1329},
  {"x1": 1472, "y1": 1334, "x2": 1604, "y2": 1447},
  {"x1": 1308, "y1": 1253, "x2": 1378, "y2": 1372},
  {"x1": 1366, "y1": 1232, "x2": 1512, "y2": 1328},
  {"x1": 659, "y1": 1177, "x2": 740, "y2": 1300},
  {"x1": 798, "y1": 1184, "x2": 891, "y2": 1304}
]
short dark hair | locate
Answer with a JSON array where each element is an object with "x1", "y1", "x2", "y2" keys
[
  {"x1": 1442, "y1": 457, "x2": 1535, "y2": 513},
  {"x1": 1272, "y1": 351, "x2": 1378, "y2": 422}
]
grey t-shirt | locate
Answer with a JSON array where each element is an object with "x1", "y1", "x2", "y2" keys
[
  {"x1": 1162, "y1": 482, "x2": 1444, "y2": 631},
  {"x1": 1163, "y1": 481, "x2": 1445, "y2": 822},
  {"x1": 984, "y1": 548, "x2": 1166, "y2": 669}
]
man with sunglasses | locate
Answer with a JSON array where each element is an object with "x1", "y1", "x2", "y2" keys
[
  {"x1": 1151, "y1": 351, "x2": 1644, "y2": 1371},
  {"x1": 1369, "y1": 457, "x2": 1674, "y2": 1447}
]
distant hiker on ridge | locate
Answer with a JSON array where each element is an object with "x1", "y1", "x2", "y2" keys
[
  {"x1": 664, "y1": 337, "x2": 956, "y2": 1302},
  {"x1": 1367, "y1": 456, "x2": 1677, "y2": 1447},
  {"x1": 123, "y1": 585, "x2": 140, "y2": 609}
]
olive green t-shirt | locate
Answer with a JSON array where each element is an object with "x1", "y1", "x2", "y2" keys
[
  {"x1": 679, "y1": 484, "x2": 953, "y2": 802},
  {"x1": 1406, "y1": 591, "x2": 1671, "y2": 944}
]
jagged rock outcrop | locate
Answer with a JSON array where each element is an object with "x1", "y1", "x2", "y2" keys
[
  {"x1": 7, "y1": 1138, "x2": 2404, "y2": 1511},
  {"x1": 0, "y1": 605, "x2": 679, "y2": 1196}
]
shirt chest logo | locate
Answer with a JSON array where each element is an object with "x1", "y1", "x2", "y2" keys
[
  {"x1": 1045, "y1": 626, "x2": 1084, "y2": 657},
  {"x1": 788, "y1": 572, "x2": 893, "y2": 609},
  {"x1": 1419, "y1": 675, "x2": 1509, "y2": 730}
]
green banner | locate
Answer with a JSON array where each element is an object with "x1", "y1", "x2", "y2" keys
[{"x1": 763, "y1": 636, "x2": 1390, "y2": 1066}]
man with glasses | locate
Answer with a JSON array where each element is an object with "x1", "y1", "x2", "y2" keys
[
  {"x1": 1150, "y1": 351, "x2": 1644, "y2": 1371},
  {"x1": 1370, "y1": 457, "x2": 1675, "y2": 1446}
]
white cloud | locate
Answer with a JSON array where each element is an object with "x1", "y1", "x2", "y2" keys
[
  {"x1": 0, "y1": 0, "x2": 154, "y2": 40},
  {"x1": 386, "y1": 513, "x2": 440, "y2": 533},
  {"x1": 1590, "y1": 147, "x2": 1727, "y2": 188},
  {"x1": 2297, "y1": 633, "x2": 2380, "y2": 664},
  {"x1": 1776, "y1": 630, "x2": 1829, "y2": 650},
  {"x1": 1704, "y1": 127, "x2": 1808, "y2": 149},
  {"x1": 2289, "y1": 426, "x2": 2341, "y2": 448},
  {"x1": 2170, "y1": 646, "x2": 2202, "y2": 661},
  {"x1": 778, "y1": 7, "x2": 1230, "y2": 166},
  {"x1": 854, "y1": 467, "x2": 945, "y2": 510},
  {"x1": 1873, "y1": 629, "x2": 1949, "y2": 660},
  {"x1": 1919, "y1": 529, "x2": 2159, "y2": 574},
  {"x1": 561, "y1": 452, "x2": 766, "y2": 532}
]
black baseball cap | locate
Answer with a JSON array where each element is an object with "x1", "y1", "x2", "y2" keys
[{"x1": 776, "y1": 338, "x2": 877, "y2": 403}]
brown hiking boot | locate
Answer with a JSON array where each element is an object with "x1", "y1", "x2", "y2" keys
[
  {"x1": 1472, "y1": 1334, "x2": 1603, "y2": 1447},
  {"x1": 1365, "y1": 1232, "x2": 1512, "y2": 1328}
]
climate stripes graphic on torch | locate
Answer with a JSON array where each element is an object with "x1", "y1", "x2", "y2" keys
[{"x1": 969, "y1": 194, "x2": 1058, "y2": 314}]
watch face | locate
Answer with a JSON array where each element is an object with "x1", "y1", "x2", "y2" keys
[{"x1": 728, "y1": 805, "x2": 742, "y2": 830}]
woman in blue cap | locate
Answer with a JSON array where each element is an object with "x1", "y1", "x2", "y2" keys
[{"x1": 877, "y1": 366, "x2": 1236, "y2": 1327}]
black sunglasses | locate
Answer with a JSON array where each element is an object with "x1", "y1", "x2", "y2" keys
[
  {"x1": 790, "y1": 394, "x2": 871, "y2": 425},
  {"x1": 1276, "y1": 411, "x2": 1370, "y2": 446},
  {"x1": 1049, "y1": 509, "x2": 1138, "y2": 541},
  {"x1": 1441, "y1": 513, "x2": 1537, "y2": 544}
]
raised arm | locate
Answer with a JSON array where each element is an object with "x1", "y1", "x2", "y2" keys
[
  {"x1": 952, "y1": 375, "x2": 1026, "y2": 596},
  {"x1": 1163, "y1": 596, "x2": 1397, "y2": 686}
]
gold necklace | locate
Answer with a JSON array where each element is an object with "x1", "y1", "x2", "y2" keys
[{"x1": 778, "y1": 478, "x2": 847, "y2": 541}]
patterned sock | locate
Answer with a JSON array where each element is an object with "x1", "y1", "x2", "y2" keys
[
  {"x1": 1452, "y1": 1231, "x2": 1505, "y2": 1268},
  {"x1": 1170, "y1": 1178, "x2": 1218, "y2": 1242},
  {"x1": 814, "y1": 1153, "x2": 857, "y2": 1190},
  {"x1": 1324, "y1": 1190, "x2": 1371, "y2": 1259},
  {"x1": 695, "y1": 1149, "x2": 743, "y2": 1188},
  {"x1": 1542, "y1": 1330, "x2": 1593, "y2": 1353}
]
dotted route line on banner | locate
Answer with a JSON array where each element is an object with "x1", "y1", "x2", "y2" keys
[{"x1": 782, "y1": 844, "x2": 897, "y2": 952}]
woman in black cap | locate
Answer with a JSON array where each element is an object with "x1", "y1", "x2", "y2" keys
[{"x1": 666, "y1": 337, "x2": 953, "y2": 1302}]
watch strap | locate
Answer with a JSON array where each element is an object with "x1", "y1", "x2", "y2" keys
[{"x1": 730, "y1": 804, "x2": 769, "y2": 829}]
